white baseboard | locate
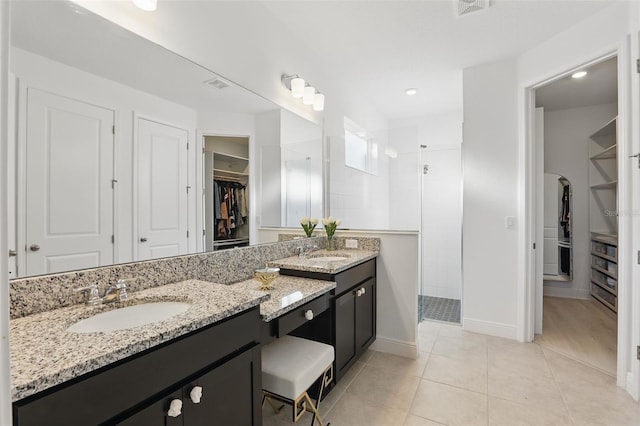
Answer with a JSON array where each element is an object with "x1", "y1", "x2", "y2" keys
[
  {"x1": 370, "y1": 336, "x2": 419, "y2": 359},
  {"x1": 462, "y1": 317, "x2": 517, "y2": 340},
  {"x1": 543, "y1": 286, "x2": 590, "y2": 300}
]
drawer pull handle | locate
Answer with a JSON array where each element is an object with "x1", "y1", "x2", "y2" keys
[
  {"x1": 190, "y1": 386, "x2": 203, "y2": 403},
  {"x1": 167, "y1": 399, "x2": 183, "y2": 417},
  {"x1": 305, "y1": 310, "x2": 314, "y2": 320}
]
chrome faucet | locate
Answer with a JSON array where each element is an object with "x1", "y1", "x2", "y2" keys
[
  {"x1": 102, "y1": 279, "x2": 129, "y2": 303},
  {"x1": 75, "y1": 278, "x2": 131, "y2": 305}
]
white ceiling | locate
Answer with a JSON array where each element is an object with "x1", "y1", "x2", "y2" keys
[
  {"x1": 535, "y1": 57, "x2": 618, "y2": 111},
  {"x1": 260, "y1": 0, "x2": 614, "y2": 119},
  {"x1": 12, "y1": 1, "x2": 618, "y2": 122}
]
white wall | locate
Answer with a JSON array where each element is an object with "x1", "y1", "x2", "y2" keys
[
  {"x1": 542, "y1": 103, "x2": 618, "y2": 299},
  {"x1": 462, "y1": 59, "x2": 520, "y2": 339},
  {"x1": 328, "y1": 127, "x2": 391, "y2": 229},
  {"x1": 10, "y1": 47, "x2": 199, "y2": 270},
  {"x1": 257, "y1": 228, "x2": 420, "y2": 358},
  {"x1": 0, "y1": 0, "x2": 11, "y2": 421}
]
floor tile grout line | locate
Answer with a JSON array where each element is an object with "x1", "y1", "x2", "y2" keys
[
  {"x1": 486, "y1": 336, "x2": 490, "y2": 426},
  {"x1": 540, "y1": 343, "x2": 577, "y2": 426},
  {"x1": 405, "y1": 324, "x2": 440, "y2": 425}
]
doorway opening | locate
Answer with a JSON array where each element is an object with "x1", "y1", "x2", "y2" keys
[
  {"x1": 419, "y1": 142, "x2": 463, "y2": 325},
  {"x1": 533, "y1": 56, "x2": 618, "y2": 375}
]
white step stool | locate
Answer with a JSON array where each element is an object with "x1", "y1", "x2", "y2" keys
[{"x1": 261, "y1": 335, "x2": 334, "y2": 426}]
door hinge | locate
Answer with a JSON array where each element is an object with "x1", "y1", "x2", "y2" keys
[
  {"x1": 186, "y1": 230, "x2": 190, "y2": 238},
  {"x1": 533, "y1": 243, "x2": 536, "y2": 250},
  {"x1": 112, "y1": 125, "x2": 115, "y2": 135},
  {"x1": 186, "y1": 142, "x2": 189, "y2": 150},
  {"x1": 637, "y1": 250, "x2": 640, "y2": 265},
  {"x1": 111, "y1": 179, "x2": 118, "y2": 189},
  {"x1": 637, "y1": 59, "x2": 640, "y2": 73},
  {"x1": 637, "y1": 345, "x2": 640, "y2": 360},
  {"x1": 202, "y1": 229, "x2": 206, "y2": 236},
  {"x1": 111, "y1": 235, "x2": 115, "y2": 244},
  {"x1": 186, "y1": 185, "x2": 191, "y2": 194}
]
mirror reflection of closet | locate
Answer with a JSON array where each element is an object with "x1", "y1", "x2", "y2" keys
[{"x1": 543, "y1": 173, "x2": 572, "y2": 281}]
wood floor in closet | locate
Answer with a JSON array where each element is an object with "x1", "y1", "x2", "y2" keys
[{"x1": 534, "y1": 296, "x2": 617, "y2": 376}]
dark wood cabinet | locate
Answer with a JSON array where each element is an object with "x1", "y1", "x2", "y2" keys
[
  {"x1": 13, "y1": 308, "x2": 262, "y2": 426},
  {"x1": 280, "y1": 258, "x2": 377, "y2": 383}
]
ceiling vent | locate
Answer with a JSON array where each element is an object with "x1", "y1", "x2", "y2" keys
[
  {"x1": 203, "y1": 77, "x2": 231, "y2": 90},
  {"x1": 456, "y1": 0, "x2": 490, "y2": 17}
]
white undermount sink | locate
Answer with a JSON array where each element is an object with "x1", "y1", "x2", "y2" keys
[
  {"x1": 309, "y1": 256, "x2": 349, "y2": 262},
  {"x1": 67, "y1": 301, "x2": 191, "y2": 333}
]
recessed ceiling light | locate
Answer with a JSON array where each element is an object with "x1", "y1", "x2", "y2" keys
[
  {"x1": 572, "y1": 71, "x2": 587, "y2": 79},
  {"x1": 405, "y1": 88, "x2": 418, "y2": 96}
]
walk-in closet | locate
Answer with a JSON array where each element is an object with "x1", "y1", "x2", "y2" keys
[
  {"x1": 534, "y1": 57, "x2": 618, "y2": 375},
  {"x1": 204, "y1": 135, "x2": 250, "y2": 251}
]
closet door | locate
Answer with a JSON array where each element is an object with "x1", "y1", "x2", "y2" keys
[
  {"x1": 136, "y1": 118, "x2": 189, "y2": 261},
  {"x1": 25, "y1": 88, "x2": 114, "y2": 276}
]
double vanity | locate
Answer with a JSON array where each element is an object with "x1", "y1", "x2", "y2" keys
[{"x1": 9, "y1": 240, "x2": 378, "y2": 425}]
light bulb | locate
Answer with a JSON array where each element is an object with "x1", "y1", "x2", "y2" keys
[
  {"x1": 303, "y1": 86, "x2": 315, "y2": 105},
  {"x1": 291, "y1": 77, "x2": 305, "y2": 98},
  {"x1": 313, "y1": 93, "x2": 325, "y2": 111},
  {"x1": 132, "y1": 0, "x2": 157, "y2": 11}
]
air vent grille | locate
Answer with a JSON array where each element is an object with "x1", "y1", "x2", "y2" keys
[
  {"x1": 457, "y1": 0, "x2": 490, "y2": 17},
  {"x1": 204, "y1": 78, "x2": 231, "y2": 90}
]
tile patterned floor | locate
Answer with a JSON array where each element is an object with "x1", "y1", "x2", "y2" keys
[
  {"x1": 263, "y1": 321, "x2": 640, "y2": 426},
  {"x1": 419, "y1": 295, "x2": 461, "y2": 324}
]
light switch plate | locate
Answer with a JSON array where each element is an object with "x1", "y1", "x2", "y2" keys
[
  {"x1": 345, "y1": 239, "x2": 358, "y2": 249},
  {"x1": 505, "y1": 216, "x2": 516, "y2": 230}
]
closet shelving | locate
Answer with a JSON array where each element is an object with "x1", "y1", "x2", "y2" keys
[
  {"x1": 588, "y1": 116, "x2": 618, "y2": 313},
  {"x1": 204, "y1": 138, "x2": 250, "y2": 251}
]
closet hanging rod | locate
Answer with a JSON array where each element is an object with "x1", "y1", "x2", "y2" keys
[{"x1": 214, "y1": 175, "x2": 245, "y2": 182}]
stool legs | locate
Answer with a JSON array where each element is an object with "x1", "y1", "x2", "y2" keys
[{"x1": 262, "y1": 365, "x2": 333, "y2": 426}]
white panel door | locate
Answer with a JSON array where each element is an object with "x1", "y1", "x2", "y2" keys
[
  {"x1": 137, "y1": 118, "x2": 189, "y2": 260},
  {"x1": 25, "y1": 88, "x2": 114, "y2": 276}
]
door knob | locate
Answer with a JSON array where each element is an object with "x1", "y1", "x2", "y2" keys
[
  {"x1": 139, "y1": 237, "x2": 147, "y2": 243},
  {"x1": 29, "y1": 244, "x2": 40, "y2": 252}
]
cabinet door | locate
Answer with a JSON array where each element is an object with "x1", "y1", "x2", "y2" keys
[
  {"x1": 334, "y1": 289, "x2": 356, "y2": 378},
  {"x1": 355, "y1": 278, "x2": 376, "y2": 351},
  {"x1": 117, "y1": 390, "x2": 183, "y2": 426},
  {"x1": 183, "y1": 347, "x2": 261, "y2": 426}
]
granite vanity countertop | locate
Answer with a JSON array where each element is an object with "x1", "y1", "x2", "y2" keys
[
  {"x1": 232, "y1": 275, "x2": 336, "y2": 322},
  {"x1": 267, "y1": 249, "x2": 378, "y2": 274},
  {"x1": 9, "y1": 280, "x2": 269, "y2": 402}
]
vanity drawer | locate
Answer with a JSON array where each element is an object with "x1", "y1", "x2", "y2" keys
[
  {"x1": 277, "y1": 293, "x2": 329, "y2": 337},
  {"x1": 334, "y1": 259, "x2": 376, "y2": 296}
]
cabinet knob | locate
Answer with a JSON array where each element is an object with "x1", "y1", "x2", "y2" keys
[
  {"x1": 190, "y1": 386, "x2": 203, "y2": 403},
  {"x1": 305, "y1": 310, "x2": 314, "y2": 320},
  {"x1": 167, "y1": 399, "x2": 183, "y2": 417},
  {"x1": 356, "y1": 289, "x2": 363, "y2": 297},
  {"x1": 361, "y1": 287, "x2": 366, "y2": 295}
]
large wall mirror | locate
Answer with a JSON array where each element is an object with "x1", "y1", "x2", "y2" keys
[{"x1": 8, "y1": 1, "x2": 323, "y2": 279}]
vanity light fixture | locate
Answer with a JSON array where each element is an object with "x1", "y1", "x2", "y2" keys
[
  {"x1": 405, "y1": 88, "x2": 418, "y2": 96},
  {"x1": 282, "y1": 74, "x2": 325, "y2": 111},
  {"x1": 132, "y1": 0, "x2": 157, "y2": 11},
  {"x1": 572, "y1": 71, "x2": 587, "y2": 79}
]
